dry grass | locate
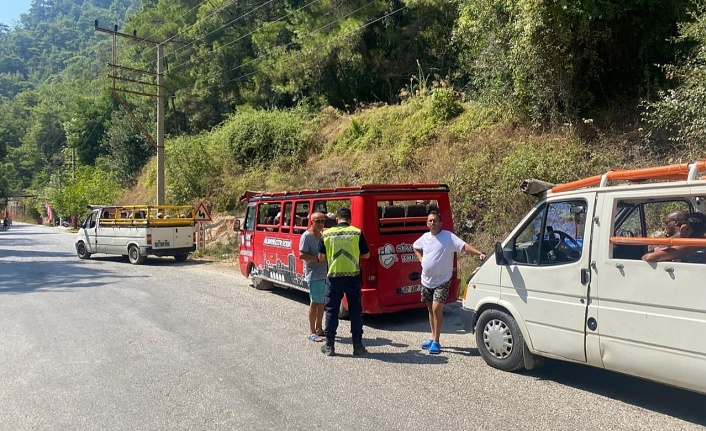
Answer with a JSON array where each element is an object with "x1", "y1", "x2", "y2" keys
[{"x1": 120, "y1": 99, "x2": 678, "y2": 276}]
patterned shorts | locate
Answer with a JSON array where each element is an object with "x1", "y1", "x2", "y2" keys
[{"x1": 421, "y1": 280, "x2": 450, "y2": 303}]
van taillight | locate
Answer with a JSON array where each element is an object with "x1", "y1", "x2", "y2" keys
[
  {"x1": 147, "y1": 234, "x2": 152, "y2": 245},
  {"x1": 366, "y1": 259, "x2": 378, "y2": 289}
]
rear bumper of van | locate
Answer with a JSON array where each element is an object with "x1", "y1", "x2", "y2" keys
[
  {"x1": 146, "y1": 245, "x2": 196, "y2": 256},
  {"x1": 459, "y1": 307, "x2": 477, "y2": 333}
]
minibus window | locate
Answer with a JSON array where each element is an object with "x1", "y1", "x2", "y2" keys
[
  {"x1": 244, "y1": 205, "x2": 256, "y2": 231},
  {"x1": 257, "y1": 203, "x2": 280, "y2": 232},
  {"x1": 281, "y1": 202, "x2": 293, "y2": 234},
  {"x1": 294, "y1": 201, "x2": 310, "y2": 233},
  {"x1": 313, "y1": 199, "x2": 350, "y2": 228},
  {"x1": 378, "y1": 199, "x2": 438, "y2": 234}
]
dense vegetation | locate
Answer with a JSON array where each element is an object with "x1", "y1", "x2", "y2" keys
[{"x1": 4, "y1": 0, "x2": 706, "y2": 271}]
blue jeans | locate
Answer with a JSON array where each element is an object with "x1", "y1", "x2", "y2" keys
[{"x1": 324, "y1": 276, "x2": 364, "y2": 342}]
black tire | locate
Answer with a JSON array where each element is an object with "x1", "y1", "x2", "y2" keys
[
  {"x1": 174, "y1": 253, "x2": 189, "y2": 262},
  {"x1": 128, "y1": 245, "x2": 146, "y2": 265},
  {"x1": 475, "y1": 309, "x2": 526, "y2": 372},
  {"x1": 254, "y1": 278, "x2": 274, "y2": 290},
  {"x1": 76, "y1": 241, "x2": 91, "y2": 260}
]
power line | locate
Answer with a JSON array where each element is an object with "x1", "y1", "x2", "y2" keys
[
  {"x1": 174, "y1": 2, "x2": 397, "y2": 94},
  {"x1": 167, "y1": 0, "x2": 336, "y2": 75},
  {"x1": 222, "y1": 5, "x2": 406, "y2": 86},
  {"x1": 218, "y1": 0, "x2": 377, "y2": 80},
  {"x1": 161, "y1": 0, "x2": 234, "y2": 46},
  {"x1": 164, "y1": 0, "x2": 278, "y2": 63}
]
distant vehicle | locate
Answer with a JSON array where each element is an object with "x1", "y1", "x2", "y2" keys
[
  {"x1": 75, "y1": 205, "x2": 196, "y2": 264},
  {"x1": 236, "y1": 183, "x2": 458, "y2": 317},
  {"x1": 461, "y1": 161, "x2": 706, "y2": 395},
  {"x1": 61, "y1": 219, "x2": 72, "y2": 227}
]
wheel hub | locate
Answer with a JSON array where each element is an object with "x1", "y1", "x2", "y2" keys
[{"x1": 484, "y1": 319, "x2": 513, "y2": 358}]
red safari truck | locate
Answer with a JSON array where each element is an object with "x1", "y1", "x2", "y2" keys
[{"x1": 236, "y1": 183, "x2": 460, "y2": 317}]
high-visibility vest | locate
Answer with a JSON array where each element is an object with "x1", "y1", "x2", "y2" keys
[{"x1": 322, "y1": 225, "x2": 362, "y2": 277}]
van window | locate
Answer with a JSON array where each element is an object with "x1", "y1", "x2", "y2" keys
[
  {"x1": 378, "y1": 199, "x2": 438, "y2": 234},
  {"x1": 612, "y1": 199, "x2": 692, "y2": 259},
  {"x1": 510, "y1": 200, "x2": 586, "y2": 265}
]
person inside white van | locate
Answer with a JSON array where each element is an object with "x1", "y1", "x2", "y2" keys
[{"x1": 642, "y1": 212, "x2": 706, "y2": 262}]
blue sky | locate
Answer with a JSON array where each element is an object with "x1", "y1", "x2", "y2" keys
[{"x1": 0, "y1": 0, "x2": 33, "y2": 27}]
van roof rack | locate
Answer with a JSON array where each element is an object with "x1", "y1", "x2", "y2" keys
[
  {"x1": 551, "y1": 161, "x2": 706, "y2": 194},
  {"x1": 239, "y1": 183, "x2": 449, "y2": 202}
]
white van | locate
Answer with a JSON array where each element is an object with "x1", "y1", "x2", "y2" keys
[
  {"x1": 461, "y1": 161, "x2": 706, "y2": 395},
  {"x1": 75, "y1": 205, "x2": 196, "y2": 264}
]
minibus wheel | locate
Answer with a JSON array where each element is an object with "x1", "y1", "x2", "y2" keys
[
  {"x1": 338, "y1": 302, "x2": 350, "y2": 320},
  {"x1": 76, "y1": 241, "x2": 91, "y2": 260},
  {"x1": 475, "y1": 309, "x2": 525, "y2": 372},
  {"x1": 128, "y1": 244, "x2": 146, "y2": 265}
]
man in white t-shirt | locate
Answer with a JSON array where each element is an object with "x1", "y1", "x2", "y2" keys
[{"x1": 413, "y1": 211, "x2": 486, "y2": 354}]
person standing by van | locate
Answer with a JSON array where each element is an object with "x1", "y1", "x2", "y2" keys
[
  {"x1": 299, "y1": 212, "x2": 328, "y2": 342},
  {"x1": 318, "y1": 207, "x2": 370, "y2": 356},
  {"x1": 414, "y1": 211, "x2": 486, "y2": 354}
]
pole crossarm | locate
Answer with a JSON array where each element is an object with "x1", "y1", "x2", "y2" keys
[
  {"x1": 94, "y1": 23, "x2": 160, "y2": 46},
  {"x1": 106, "y1": 63, "x2": 160, "y2": 77},
  {"x1": 108, "y1": 74, "x2": 163, "y2": 89},
  {"x1": 95, "y1": 20, "x2": 166, "y2": 204}
]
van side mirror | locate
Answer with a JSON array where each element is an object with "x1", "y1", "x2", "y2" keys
[
  {"x1": 494, "y1": 242, "x2": 513, "y2": 266},
  {"x1": 233, "y1": 219, "x2": 241, "y2": 231}
]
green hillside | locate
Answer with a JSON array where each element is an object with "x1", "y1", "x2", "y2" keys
[{"x1": 4, "y1": 0, "x2": 706, "y2": 276}]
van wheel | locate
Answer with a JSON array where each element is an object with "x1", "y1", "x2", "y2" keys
[
  {"x1": 76, "y1": 241, "x2": 91, "y2": 260},
  {"x1": 128, "y1": 245, "x2": 146, "y2": 265},
  {"x1": 475, "y1": 309, "x2": 525, "y2": 372},
  {"x1": 174, "y1": 253, "x2": 189, "y2": 262}
]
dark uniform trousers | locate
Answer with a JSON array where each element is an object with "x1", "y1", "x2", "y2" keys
[{"x1": 324, "y1": 275, "x2": 364, "y2": 343}]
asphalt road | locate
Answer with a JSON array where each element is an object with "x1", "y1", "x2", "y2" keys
[{"x1": 0, "y1": 223, "x2": 704, "y2": 430}]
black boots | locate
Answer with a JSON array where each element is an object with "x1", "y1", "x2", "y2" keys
[
  {"x1": 352, "y1": 335, "x2": 367, "y2": 356},
  {"x1": 321, "y1": 340, "x2": 336, "y2": 356},
  {"x1": 352, "y1": 344, "x2": 368, "y2": 355},
  {"x1": 320, "y1": 338, "x2": 367, "y2": 356}
]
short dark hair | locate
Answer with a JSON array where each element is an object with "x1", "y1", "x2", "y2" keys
[
  {"x1": 337, "y1": 207, "x2": 352, "y2": 219},
  {"x1": 428, "y1": 210, "x2": 442, "y2": 222},
  {"x1": 685, "y1": 212, "x2": 706, "y2": 237}
]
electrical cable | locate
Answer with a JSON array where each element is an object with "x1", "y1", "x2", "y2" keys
[{"x1": 164, "y1": 0, "x2": 277, "y2": 61}]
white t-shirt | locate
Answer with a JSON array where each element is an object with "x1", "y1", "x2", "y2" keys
[{"x1": 413, "y1": 230, "x2": 466, "y2": 288}]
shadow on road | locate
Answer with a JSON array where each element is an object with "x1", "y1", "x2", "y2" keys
[
  {"x1": 525, "y1": 359, "x2": 706, "y2": 426},
  {"x1": 0, "y1": 224, "x2": 148, "y2": 294}
]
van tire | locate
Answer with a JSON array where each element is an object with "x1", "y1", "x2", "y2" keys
[
  {"x1": 174, "y1": 253, "x2": 189, "y2": 262},
  {"x1": 128, "y1": 245, "x2": 146, "y2": 265},
  {"x1": 76, "y1": 241, "x2": 91, "y2": 260},
  {"x1": 475, "y1": 309, "x2": 525, "y2": 372},
  {"x1": 253, "y1": 277, "x2": 275, "y2": 290}
]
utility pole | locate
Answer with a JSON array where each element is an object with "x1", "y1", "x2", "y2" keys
[{"x1": 94, "y1": 21, "x2": 166, "y2": 205}]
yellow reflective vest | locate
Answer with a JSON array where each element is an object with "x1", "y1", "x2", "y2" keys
[{"x1": 322, "y1": 225, "x2": 362, "y2": 277}]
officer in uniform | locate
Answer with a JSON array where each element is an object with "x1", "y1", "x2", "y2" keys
[{"x1": 318, "y1": 207, "x2": 370, "y2": 356}]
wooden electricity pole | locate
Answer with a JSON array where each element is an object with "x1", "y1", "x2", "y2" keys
[{"x1": 94, "y1": 21, "x2": 166, "y2": 205}]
